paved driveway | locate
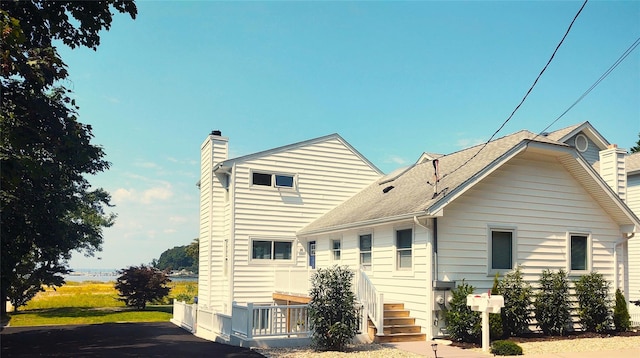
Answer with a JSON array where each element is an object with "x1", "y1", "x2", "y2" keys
[{"x1": 1, "y1": 321, "x2": 266, "y2": 357}]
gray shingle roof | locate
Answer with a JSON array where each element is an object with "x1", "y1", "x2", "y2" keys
[
  {"x1": 299, "y1": 130, "x2": 566, "y2": 235},
  {"x1": 627, "y1": 152, "x2": 640, "y2": 175}
]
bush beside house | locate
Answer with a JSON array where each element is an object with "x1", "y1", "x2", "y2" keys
[{"x1": 446, "y1": 268, "x2": 631, "y2": 345}]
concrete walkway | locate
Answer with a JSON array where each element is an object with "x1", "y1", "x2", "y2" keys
[
  {"x1": 386, "y1": 340, "x2": 640, "y2": 358},
  {"x1": 385, "y1": 340, "x2": 490, "y2": 357}
]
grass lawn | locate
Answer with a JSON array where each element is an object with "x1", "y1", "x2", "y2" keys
[{"x1": 6, "y1": 280, "x2": 197, "y2": 327}]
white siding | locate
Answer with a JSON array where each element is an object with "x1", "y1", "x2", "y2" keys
[
  {"x1": 627, "y1": 174, "x2": 640, "y2": 303},
  {"x1": 198, "y1": 136, "x2": 230, "y2": 313},
  {"x1": 599, "y1": 147, "x2": 627, "y2": 202},
  {"x1": 312, "y1": 221, "x2": 433, "y2": 336},
  {"x1": 437, "y1": 154, "x2": 622, "y2": 292},
  {"x1": 229, "y1": 137, "x2": 381, "y2": 304}
]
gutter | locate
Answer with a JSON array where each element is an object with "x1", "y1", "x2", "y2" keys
[{"x1": 299, "y1": 211, "x2": 440, "y2": 237}]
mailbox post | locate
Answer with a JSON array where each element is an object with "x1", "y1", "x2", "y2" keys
[{"x1": 466, "y1": 292, "x2": 504, "y2": 352}]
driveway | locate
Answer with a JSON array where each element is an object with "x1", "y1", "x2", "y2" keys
[{"x1": 1, "y1": 321, "x2": 266, "y2": 357}]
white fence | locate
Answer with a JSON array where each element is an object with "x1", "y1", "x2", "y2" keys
[{"x1": 170, "y1": 300, "x2": 197, "y2": 333}]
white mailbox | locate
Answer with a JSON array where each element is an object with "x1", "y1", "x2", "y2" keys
[
  {"x1": 466, "y1": 293, "x2": 504, "y2": 313},
  {"x1": 466, "y1": 293, "x2": 505, "y2": 352}
]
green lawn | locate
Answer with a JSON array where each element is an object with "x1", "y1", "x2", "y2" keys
[
  {"x1": 8, "y1": 306, "x2": 173, "y2": 326},
  {"x1": 6, "y1": 280, "x2": 196, "y2": 327}
]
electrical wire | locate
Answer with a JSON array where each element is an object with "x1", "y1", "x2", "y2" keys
[
  {"x1": 439, "y1": 0, "x2": 589, "y2": 180},
  {"x1": 535, "y1": 36, "x2": 640, "y2": 138}
]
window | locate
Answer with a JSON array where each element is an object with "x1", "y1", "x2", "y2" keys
[
  {"x1": 252, "y1": 172, "x2": 272, "y2": 186},
  {"x1": 569, "y1": 233, "x2": 590, "y2": 272},
  {"x1": 575, "y1": 134, "x2": 589, "y2": 152},
  {"x1": 396, "y1": 229, "x2": 412, "y2": 269},
  {"x1": 331, "y1": 239, "x2": 341, "y2": 261},
  {"x1": 359, "y1": 234, "x2": 372, "y2": 270},
  {"x1": 275, "y1": 174, "x2": 294, "y2": 188},
  {"x1": 490, "y1": 229, "x2": 514, "y2": 272},
  {"x1": 252, "y1": 171, "x2": 295, "y2": 189},
  {"x1": 252, "y1": 240, "x2": 292, "y2": 261}
]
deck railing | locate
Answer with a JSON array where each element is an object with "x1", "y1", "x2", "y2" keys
[
  {"x1": 231, "y1": 302, "x2": 310, "y2": 338},
  {"x1": 356, "y1": 267, "x2": 384, "y2": 334}
]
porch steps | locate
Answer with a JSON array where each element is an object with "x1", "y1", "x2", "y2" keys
[{"x1": 370, "y1": 303, "x2": 426, "y2": 343}]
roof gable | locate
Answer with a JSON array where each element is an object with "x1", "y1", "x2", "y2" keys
[
  {"x1": 215, "y1": 133, "x2": 383, "y2": 175},
  {"x1": 545, "y1": 121, "x2": 610, "y2": 150}
]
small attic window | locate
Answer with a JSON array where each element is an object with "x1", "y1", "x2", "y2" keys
[
  {"x1": 575, "y1": 134, "x2": 589, "y2": 153},
  {"x1": 252, "y1": 172, "x2": 272, "y2": 186},
  {"x1": 252, "y1": 171, "x2": 296, "y2": 189}
]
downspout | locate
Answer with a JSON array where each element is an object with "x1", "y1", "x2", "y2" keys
[
  {"x1": 414, "y1": 215, "x2": 437, "y2": 339},
  {"x1": 228, "y1": 163, "x2": 236, "y2": 315},
  {"x1": 613, "y1": 232, "x2": 635, "y2": 295}
]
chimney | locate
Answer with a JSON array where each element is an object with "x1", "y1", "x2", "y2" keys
[{"x1": 599, "y1": 144, "x2": 627, "y2": 202}]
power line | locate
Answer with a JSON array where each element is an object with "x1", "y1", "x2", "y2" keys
[
  {"x1": 439, "y1": 0, "x2": 589, "y2": 180},
  {"x1": 536, "y1": 36, "x2": 640, "y2": 137}
]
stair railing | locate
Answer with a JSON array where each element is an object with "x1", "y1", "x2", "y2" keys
[{"x1": 356, "y1": 266, "x2": 384, "y2": 335}]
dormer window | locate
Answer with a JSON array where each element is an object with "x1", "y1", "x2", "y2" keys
[{"x1": 252, "y1": 171, "x2": 296, "y2": 189}]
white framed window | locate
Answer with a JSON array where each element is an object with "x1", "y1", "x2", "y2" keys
[
  {"x1": 359, "y1": 233, "x2": 372, "y2": 270},
  {"x1": 331, "y1": 239, "x2": 341, "y2": 261},
  {"x1": 251, "y1": 239, "x2": 293, "y2": 261},
  {"x1": 488, "y1": 226, "x2": 516, "y2": 274},
  {"x1": 567, "y1": 232, "x2": 591, "y2": 273},
  {"x1": 251, "y1": 171, "x2": 296, "y2": 189},
  {"x1": 396, "y1": 228, "x2": 412, "y2": 270}
]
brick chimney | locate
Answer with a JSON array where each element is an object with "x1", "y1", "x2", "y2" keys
[{"x1": 599, "y1": 144, "x2": 627, "y2": 202}]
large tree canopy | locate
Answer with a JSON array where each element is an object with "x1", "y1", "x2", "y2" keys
[{"x1": 1, "y1": 1, "x2": 137, "y2": 315}]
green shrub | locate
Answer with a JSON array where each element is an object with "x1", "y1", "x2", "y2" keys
[
  {"x1": 574, "y1": 272, "x2": 612, "y2": 333},
  {"x1": 613, "y1": 288, "x2": 631, "y2": 332},
  {"x1": 444, "y1": 280, "x2": 480, "y2": 342},
  {"x1": 491, "y1": 340, "x2": 523, "y2": 356},
  {"x1": 534, "y1": 269, "x2": 571, "y2": 336},
  {"x1": 498, "y1": 266, "x2": 533, "y2": 336},
  {"x1": 308, "y1": 266, "x2": 358, "y2": 351},
  {"x1": 490, "y1": 273, "x2": 504, "y2": 339}
]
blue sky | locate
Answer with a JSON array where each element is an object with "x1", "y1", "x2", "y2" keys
[{"x1": 63, "y1": 0, "x2": 640, "y2": 270}]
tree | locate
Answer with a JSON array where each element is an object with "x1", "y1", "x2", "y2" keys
[
  {"x1": 1, "y1": 1, "x2": 137, "y2": 317},
  {"x1": 533, "y1": 269, "x2": 571, "y2": 336},
  {"x1": 115, "y1": 265, "x2": 171, "y2": 310},
  {"x1": 154, "y1": 245, "x2": 197, "y2": 273},
  {"x1": 444, "y1": 280, "x2": 481, "y2": 343},
  {"x1": 308, "y1": 266, "x2": 358, "y2": 351},
  {"x1": 613, "y1": 288, "x2": 631, "y2": 332},
  {"x1": 185, "y1": 238, "x2": 199, "y2": 262},
  {"x1": 574, "y1": 272, "x2": 612, "y2": 333},
  {"x1": 498, "y1": 266, "x2": 533, "y2": 336},
  {"x1": 630, "y1": 133, "x2": 640, "y2": 154}
]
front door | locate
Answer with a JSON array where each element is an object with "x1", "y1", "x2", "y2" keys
[{"x1": 308, "y1": 241, "x2": 316, "y2": 269}]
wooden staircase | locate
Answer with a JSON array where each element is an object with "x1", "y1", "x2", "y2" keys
[{"x1": 368, "y1": 303, "x2": 426, "y2": 343}]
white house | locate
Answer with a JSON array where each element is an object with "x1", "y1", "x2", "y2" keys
[
  {"x1": 194, "y1": 130, "x2": 383, "y2": 343},
  {"x1": 188, "y1": 123, "x2": 639, "y2": 345}
]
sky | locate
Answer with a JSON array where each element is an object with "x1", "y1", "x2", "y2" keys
[{"x1": 62, "y1": 0, "x2": 640, "y2": 270}]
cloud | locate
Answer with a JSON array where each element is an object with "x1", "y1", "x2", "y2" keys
[
  {"x1": 456, "y1": 137, "x2": 485, "y2": 148},
  {"x1": 111, "y1": 184, "x2": 174, "y2": 205},
  {"x1": 383, "y1": 155, "x2": 409, "y2": 165},
  {"x1": 169, "y1": 216, "x2": 188, "y2": 223},
  {"x1": 141, "y1": 186, "x2": 173, "y2": 204},
  {"x1": 135, "y1": 161, "x2": 162, "y2": 169}
]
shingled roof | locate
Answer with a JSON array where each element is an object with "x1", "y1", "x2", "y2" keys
[{"x1": 299, "y1": 130, "x2": 567, "y2": 235}]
